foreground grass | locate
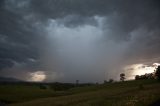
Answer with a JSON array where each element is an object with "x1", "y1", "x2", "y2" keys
[
  {"x1": 8, "y1": 80, "x2": 160, "y2": 106},
  {"x1": 0, "y1": 84, "x2": 72, "y2": 104},
  {"x1": 0, "y1": 84, "x2": 56, "y2": 103}
]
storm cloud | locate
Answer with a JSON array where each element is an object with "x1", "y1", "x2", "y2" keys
[{"x1": 0, "y1": 0, "x2": 160, "y2": 82}]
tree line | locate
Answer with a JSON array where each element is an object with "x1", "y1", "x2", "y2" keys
[{"x1": 135, "y1": 66, "x2": 160, "y2": 80}]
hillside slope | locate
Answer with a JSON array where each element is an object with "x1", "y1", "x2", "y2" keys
[{"x1": 9, "y1": 80, "x2": 160, "y2": 106}]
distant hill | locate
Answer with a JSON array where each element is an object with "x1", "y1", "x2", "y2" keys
[{"x1": 0, "y1": 76, "x2": 22, "y2": 82}]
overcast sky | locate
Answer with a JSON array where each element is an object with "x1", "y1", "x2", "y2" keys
[{"x1": 0, "y1": 0, "x2": 160, "y2": 83}]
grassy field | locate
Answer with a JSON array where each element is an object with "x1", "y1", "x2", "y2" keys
[
  {"x1": 0, "y1": 84, "x2": 73, "y2": 104},
  {"x1": 0, "y1": 80, "x2": 160, "y2": 106}
]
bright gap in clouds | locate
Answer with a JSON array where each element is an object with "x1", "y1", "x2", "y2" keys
[
  {"x1": 28, "y1": 71, "x2": 46, "y2": 82},
  {"x1": 125, "y1": 63, "x2": 160, "y2": 80}
]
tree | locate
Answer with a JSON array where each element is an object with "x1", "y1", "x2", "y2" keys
[
  {"x1": 120, "y1": 73, "x2": 125, "y2": 81},
  {"x1": 76, "y1": 80, "x2": 79, "y2": 86},
  {"x1": 155, "y1": 66, "x2": 160, "y2": 80},
  {"x1": 39, "y1": 84, "x2": 47, "y2": 89},
  {"x1": 135, "y1": 75, "x2": 140, "y2": 80},
  {"x1": 109, "y1": 79, "x2": 114, "y2": 83},
  {"x1": 104, "y1": 80, "x2": 108, "y2": 84}
]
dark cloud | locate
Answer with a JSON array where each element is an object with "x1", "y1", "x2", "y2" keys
[
  {"x1": 0, "y1": 0, "x2": 160, "y2": 82},
  {"x1": 0, "y1": 1, "x2": 39, "y2": 70},
  {"x1": 28, "y1": 0, "x2": 160, "y2": 41}
]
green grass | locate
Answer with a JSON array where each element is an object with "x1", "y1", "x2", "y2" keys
[
  {"x1": 0, "y1": 85, "x2": 55, "y2": 103},
  {"x1": 0, "y1": 84, "x2": 71, "y2": 103},
  {"x1": 1, "y1": 80, "x2": 160, "y2": 106}
]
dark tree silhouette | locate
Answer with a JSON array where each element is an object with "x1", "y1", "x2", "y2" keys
[
  {"x1": 155, "y1": 66, "x2": 160, "y2": 80},
  {"x1": 109, "y1": 79, "x2": 114, "y2": 83},
  {"x1": 104, "y1": 80, "x2": 108, "y2": 84},
  {"x1": 120, "y1": 73, "x2": 125, "y2": 81},
  {"x1": 135, "y1": 75, "x2": 140, "y2": 80},
  {"x1": 76, "y1": 80, "x2": 79, "y2": 85},
  {"x1": 135, "y1": 73, "x2": 154, "y2": 80}
]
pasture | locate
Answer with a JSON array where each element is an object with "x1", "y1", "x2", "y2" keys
[{"x1": 0, "y1": 80, "x2": 159, "y2": 106}]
